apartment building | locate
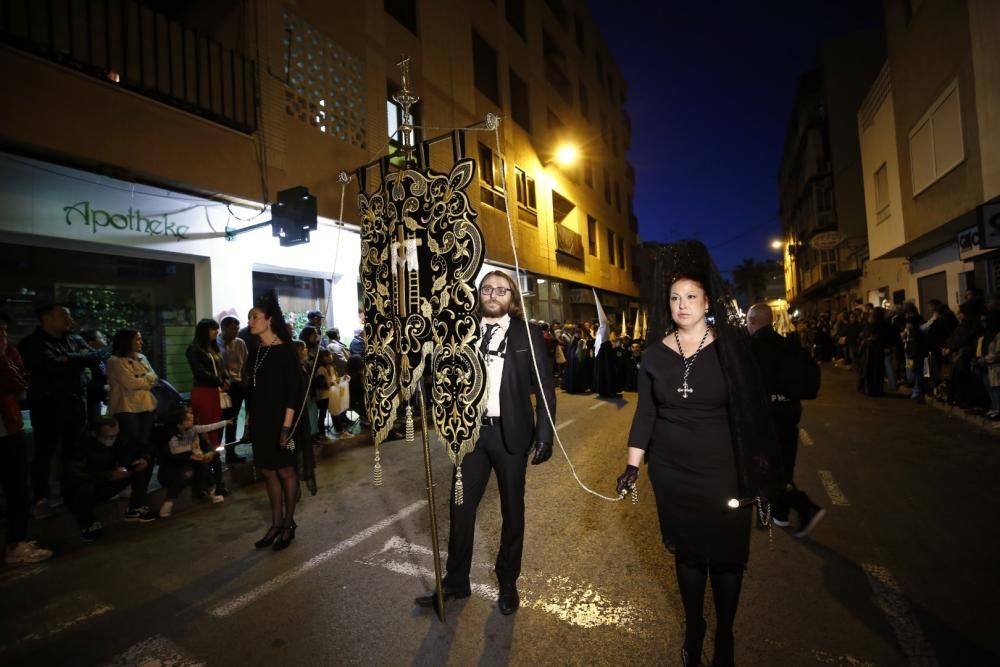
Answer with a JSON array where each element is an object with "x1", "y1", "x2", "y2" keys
[
  {"x1": 858, "y1": 0, "x2": 1000, "y2": 314},
  {"x1": 0, "y1": 0, "x2": 639, "y2": 380}
]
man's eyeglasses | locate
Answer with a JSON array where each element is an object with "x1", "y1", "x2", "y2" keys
[{"x1": 480, "y1": 285, "x2": 511, "y2": 297}]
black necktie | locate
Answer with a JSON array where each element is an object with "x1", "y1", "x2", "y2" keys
[{"x1": 481, "y1": 324, "x2": 498, "y2": 355}]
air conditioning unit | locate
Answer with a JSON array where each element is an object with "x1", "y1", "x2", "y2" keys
[{"x1": 518, "y1": 273, "x2": 537, "y2": 295}]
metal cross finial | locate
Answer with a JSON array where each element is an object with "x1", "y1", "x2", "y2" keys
[{"x1": 393, "y1": 56, "x2": 420, "y2": 164}]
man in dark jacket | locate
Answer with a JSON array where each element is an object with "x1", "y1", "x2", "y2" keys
[
  {"x1": 747, "y1": 303, "x2": 825, "y2": 538},
  {"x1": 415, "y1": 271, "x2": 556, "y2": 615},
  {"x1": 18, "y1": 304, "x2": 100, "y2": 505},
  {"x1": 64, "y1": 415, "x2": 156, "y2": 540}
]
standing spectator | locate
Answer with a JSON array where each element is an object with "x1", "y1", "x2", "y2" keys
[
  {"x1": 924, "y1": 300, "x2": 959, "y2": 397},
  {"x1": 80, "y1": 330, "x2": 109, "y2": 423},
  {"x1": 858, "y1": 308, "x2": 888, "y2": 396},
  {"x1": 980, "y1": 308, "x2": 1000, "y2": 420},
  {"x1": 246, "y1": 294, "x2": 303, "y2": 550},
  {"x1": 314, "y1": 350, "x2": 336, "y2": 439},
  {"x1": 18, "y1": 304, "x2": 99, "y2": 506},
  {"x1": 185, "y1": 319, "x2": 230, "y2": 496},
  {"x1": 346, "y1": 342, "x2": 367, "y2": 428},
  {"x1": 946, "y1": 303, "x2": 985, "y2": 408},
  {"x1": 105, "y1": 329, "x2": 158, "y2": 522},
  {"x1": 0, "y1": 312, "x2": 53, "y2": 564},
  {"x1": 325, "y1": 328, "x2": 350, "y2": 376},
  {"x1": 902, "y1": 310, "x2": 928, "y2": 402},
  {"x1": 64, "y1": 416, "x2": 155, "y2": 541},
  {"x1": 348, "y1": 328, "x2": 365, "y2": 357},
  {"x1": 306, "y1": 310, "x2": 324, "y2": 334},
  {"x1": 218, "y1": 316, "x2": 248, "y2": 463},
  {"x1": 237, "y1": 308, "x2": 257, "y2": 444}
]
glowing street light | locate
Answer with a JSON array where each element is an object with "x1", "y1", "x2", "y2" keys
[
  {"x1": 770, "y1": 239, "x2": 783, "y2": 250},
  {"x1": 554, "y1": 143, "x2": 579, "y2": 167}
]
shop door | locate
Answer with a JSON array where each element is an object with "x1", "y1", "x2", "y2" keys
[{"x1": 917, "y1": 271, "x2": 948, "y2": 317}]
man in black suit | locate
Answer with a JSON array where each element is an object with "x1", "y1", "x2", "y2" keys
[{"x1": 416, "y1": 270, "x2": 556, "y2": 615}]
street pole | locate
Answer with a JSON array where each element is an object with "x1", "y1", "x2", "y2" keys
[{"x1": 417, "y1": 380, "x2": 445, "y2": 621}]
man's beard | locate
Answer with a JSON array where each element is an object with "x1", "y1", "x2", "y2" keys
[{"x1": 481, "y1": 301, "x2": 508, "y2": 317}]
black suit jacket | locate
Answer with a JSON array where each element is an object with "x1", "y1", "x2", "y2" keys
[{"x1": 497, "y1": 319, "x2": 557, "y2": 454}]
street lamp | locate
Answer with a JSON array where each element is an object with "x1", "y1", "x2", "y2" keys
[
  {"x1": 770, "y1": 239, "x2": 783, "y2": 250},
  {"x1": 553, "y1": 143, "x2": 579, "y2": 167}
]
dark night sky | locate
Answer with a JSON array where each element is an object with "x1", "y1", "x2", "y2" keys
[{"x1": 588, "y1": 1, "x2": 884, "y2": 275}]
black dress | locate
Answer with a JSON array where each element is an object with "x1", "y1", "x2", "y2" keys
[
  {"x1": 246, "y1": 342, "x2": 302, "y2": 470},
  {"x1": 627, "y1": 341, "x2": 752, "y2": 568}
]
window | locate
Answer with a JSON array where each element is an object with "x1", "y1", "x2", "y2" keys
[
  {"x1": 614, "y1": 182, "x2": 621, "y2": 213},
  {"x1": 547, "y1": 108, "x2": 564, "y2": 133},
  {"x1": 578, "y1": 81, "x2": 590, "y2": 121},
  {"x1": 587, "y1": 215, "x2": 598, "y2": 256},
  {"x1": 874, "y1": 162, "x2": 890, "y2": 223},
  {"x1": 607, "y1": 229, "x2": 615, "y2": 265},
  {"x1": 509, "y1": 69, "x2": 531, "y2": 132},
  {"x1": 617, "y1": 236, "x2": 625, "y2": 269},
  {"x1": 384, "y1": 0, "x2": 418, "y2": 35},
  {"x1": 515, "y1": 167, "x2": 537, "y2": 210},
  {"x1": 603, "y1": 168, "x2": 611, "y2": 204},
  {"x1": 472, "y1": 30, "x2": 501, "y2": 105},
  {"x1": 505, "y1": 0, "x2": 526, "y2": 40},
  {"x1": 909, "y1": 80, "x2": 964, "y2": 196},
  {"x1": 584, "y1": 158, "x2": 593, "y2": 188},
  {"x1": 574, "y1": 16, "x2": 586, "y2": 52},
  {"x1": 479, "y1": 143, "x2": 507, "y2": 211},
  {"x1": 544, "y1": 0, "x2": 567, "y2": 27}
]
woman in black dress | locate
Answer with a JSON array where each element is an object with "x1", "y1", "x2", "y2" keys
[
  {"x1": 616, "y1": 241, "x2": 781, "y2": 667},
  {"x1": 246, "y1": 293, "x2": 303, "y2": 551}
]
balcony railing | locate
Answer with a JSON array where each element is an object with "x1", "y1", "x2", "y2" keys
[{"x1": 0, "y1": 0, "x2": 257, "y2": 133}]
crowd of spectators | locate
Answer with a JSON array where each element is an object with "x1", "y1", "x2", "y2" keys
[
  {"x1": 793, "y1": 289, "x2": 1000, "y2": 422},
  {"x1": 0, "y1": 303, "x2": 369, "y2": 564}
]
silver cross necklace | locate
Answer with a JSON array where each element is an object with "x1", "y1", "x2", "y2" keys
[{"x1": 674, "y1": 326, "x2": 710, "y2": 399}]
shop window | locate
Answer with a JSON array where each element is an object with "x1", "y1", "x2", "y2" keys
[
  {"x1": 385, "y1": 0, "x2": 418, "y2": 35},
  {"x1": 473, "y1": 30, "x2": 501, "y2": 106}
]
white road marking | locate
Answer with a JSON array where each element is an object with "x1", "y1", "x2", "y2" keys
[
  {"x1": 799, "y1": 428, "x2": 815, "y2": 447},
  {"x1": 209, "y1": 499, "x2": 427, "y2": 617},
  {"x1": 817, "y1": 470, "x2": 850, "y2": 506},
  {"x1": 0, "y1": 600, "x2": 114, "y2": 653},
  {"x1": 358, "y1": 536, "x2": 650, "y2": 632},
  {"x1": 589, "y1": 401, "x2": 609, "y2": 411},
  {"x1": 105, "y1": 635, "x2": 205, "y2": 667},
  {"x1": 556, "y1": 418, "x2": 576, "y2": 429},
  {"x1": 861, "y1": 563, "x2": 938, "y2": 666},
  {"x1": 0, "y1": 563, "x2": 47, "y2": 586}
]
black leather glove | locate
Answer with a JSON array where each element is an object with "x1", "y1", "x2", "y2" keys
[
  {"x1": 616, "y1": 464, "x2": 639, "y2": 496},
  {"x1": 529, "y1": 441, "x2": 552, "y2": 465}
]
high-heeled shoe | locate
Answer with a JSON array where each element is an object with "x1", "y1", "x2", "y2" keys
[
  {"x1": 255, "y1": 525, "x2": 281, "y2": 549},
  {"x1": 272, "y1": 519, "x2": 297, "y2": 551}
]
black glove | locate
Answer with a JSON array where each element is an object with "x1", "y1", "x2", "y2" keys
[
  {"x1": 616, "y1": 464, "x2": 639, "y2": 496},
  {"x1": 529, "y1": 441, "x2": 552, "y2": 465}
]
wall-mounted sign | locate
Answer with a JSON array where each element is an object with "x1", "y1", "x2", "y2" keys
[
  {"x1": 959, "y1": 225, "x2": 992, "y2": 261},
  {"x1": 809, "y1": 230, "x2": 847, "y2": 250},
  {"x1": 63, "y1": 201, "x2": 190, "y2": 239},
  {"x1": 979, "y1": 203, "x2": 1000, "y2": 249}
]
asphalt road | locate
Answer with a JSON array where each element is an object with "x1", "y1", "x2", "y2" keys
[{"x1": 1, "y1": 364, "x2": 997, "y2": 666}]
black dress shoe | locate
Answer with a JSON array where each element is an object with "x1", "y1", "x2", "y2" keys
[
  {"x1": 415, "y1": 586, "x2": 471, "y2": 607},
  {"x1": 273, "y1": 520, "x2": 297, "y2": 551},
  {"x1": 498, "y1": 587, "x2": 519, "y2": 615},
  {"x1": 255, "y1": 526, "x2": 281, "y2": 549}
]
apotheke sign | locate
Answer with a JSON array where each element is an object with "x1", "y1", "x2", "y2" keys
[{"x1": 63, "y1": 200, "x2": 190, "y2": 240}]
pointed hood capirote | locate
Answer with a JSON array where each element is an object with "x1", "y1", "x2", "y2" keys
[{"x1": 638, "y1": 240, "x2": 784, "y2": 500}]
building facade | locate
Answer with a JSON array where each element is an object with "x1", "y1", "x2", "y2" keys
[
  {"x1": 857, "y1": 0, "x2": 1000, "y2": 314},
  {"x1": 0, "y1": 0, "x2": 640, "y2": 383},
  {"x1": 778, "y1": 31, "x2": 885, "y2": 316}
]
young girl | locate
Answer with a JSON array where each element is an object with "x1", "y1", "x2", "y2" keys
[
  {"x1": 155, "y1": 405, "x2": 230, "y2": 517},
  {"x1": 314, "y1": 350, "x2": 335, "y2": 440}
]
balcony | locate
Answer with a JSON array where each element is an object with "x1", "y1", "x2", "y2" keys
[
  {"x1": 555, "y1": 223, "x2": 584, "y2": 260},
  {"x1": 0, "y1": 0, "x2": 257, "y2": 133}
]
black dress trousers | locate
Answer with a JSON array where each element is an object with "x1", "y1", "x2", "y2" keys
[{"x1": 443, "y1": 422, "x2": 528, "y2": 592}]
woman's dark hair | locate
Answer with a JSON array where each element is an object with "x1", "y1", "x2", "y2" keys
[
  {"x1": 193, "y1": 318, "x2": 220, "y2": 352},
  {"x1": 252, "y1": 291, "x2": 293, "y2": 344},
  {"x1": 299, "y1": 325, "x2": 319, "y2": 345},
  {"x1": 111, "y1": 329, "x2": 140, "y2": 357}
]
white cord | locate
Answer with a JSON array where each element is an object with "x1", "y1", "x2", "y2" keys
[{"x1": 491, "y1": 122, "x2": 623, "y2": 503}]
